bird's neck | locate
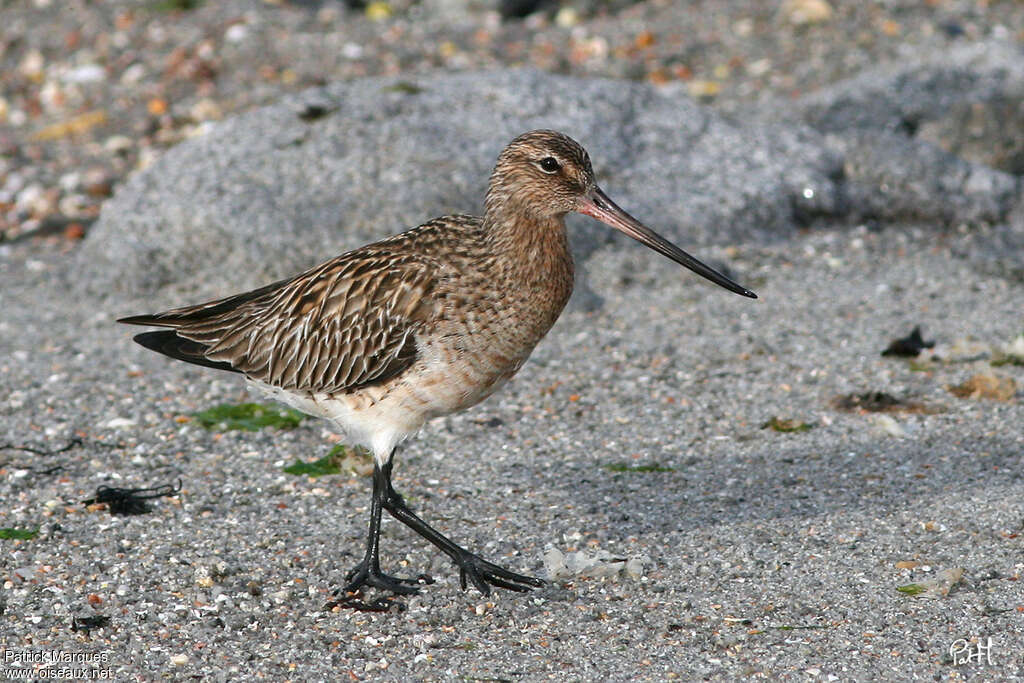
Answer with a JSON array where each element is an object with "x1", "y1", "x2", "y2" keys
[
  {"x1": 481, "y1": 200, "x2": 575, "y2": 303},
  {"x1": 484, "y1": 200, "x2": 569, "y2": 262}
]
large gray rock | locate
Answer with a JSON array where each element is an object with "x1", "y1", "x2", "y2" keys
[
  {"x1": 792, "y1": 41, "x2": 1024, "y2": 141},
  {"x1": 77, "y1": 48, "x2": 1023, "y2": 303},
  {"x1": 786, "y1": 41, "x2": 1022, "y2": 227},
  {"x1": 827, "y1": 129, "x2": 1016, "y2": 226},
  {"x1": 74, "y1": 69, "x2": 842, "y2": 301}
]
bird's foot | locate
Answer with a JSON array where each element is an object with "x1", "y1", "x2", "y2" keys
[
  {"x1": 454, "y1": 552, "x2": 545, "y2": 595},
  {"x1": 341, "y1": 562, "x2": 434, "y2": 595},
  {"x1": 324, "y1": 564, "x2": 434, "y2": 612}
]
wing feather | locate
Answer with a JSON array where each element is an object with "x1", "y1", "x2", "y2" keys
[{"x1": 120, "y1": 249, "x2": 438, "y2": 394}]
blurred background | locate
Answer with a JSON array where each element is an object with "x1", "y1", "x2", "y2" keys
[{"x1": 1, "y1": 0, "x2": 1022, "y2": 246}]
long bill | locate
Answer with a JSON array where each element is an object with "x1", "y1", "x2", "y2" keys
[{"x1": 578, "y1": 187, "x2": 757, "y2": 299}]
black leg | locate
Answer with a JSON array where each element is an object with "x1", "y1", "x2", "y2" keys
[
  {"x1": 328, "y1": 456, "x2": 433, "y2": 609},
  {"x1": 377, "y1": 458, "x2": 545, "y2": 595}
]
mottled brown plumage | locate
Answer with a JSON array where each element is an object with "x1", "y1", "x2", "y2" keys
[{"x1": 120, "y1": 130, "x2": 755, "y2": 604}]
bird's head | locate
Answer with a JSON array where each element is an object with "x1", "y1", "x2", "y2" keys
[
  {"x1": 485, "y1": 129, "x2": 597, "y2": 221},
  {"x1": 486, "y1": 129, "x2": 757, "y2": 299}
]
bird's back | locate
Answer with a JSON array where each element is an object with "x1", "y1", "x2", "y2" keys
[{"x1": 120, "y1": 212, "x2": 574, "y2": 410}]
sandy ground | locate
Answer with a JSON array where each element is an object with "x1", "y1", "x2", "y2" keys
[
  {"x1": 2, "y1": 0, "x2": 1024, "y2": 680},
  {"x1": 2, "y1": 220, "x2": 1023, "y2": 679}
]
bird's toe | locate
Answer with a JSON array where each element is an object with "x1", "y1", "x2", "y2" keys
[{"x1": 455, "y1": 552, "x2": 544, "y2": 595}]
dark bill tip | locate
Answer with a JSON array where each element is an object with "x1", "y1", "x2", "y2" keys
[{"x1": 578, "y1": 187, "x2": 758, "y2": 299}]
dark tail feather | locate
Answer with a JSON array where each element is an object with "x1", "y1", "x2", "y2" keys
[
  {"x1": 118, "y1": 314, "x2": 173, "y2": 327},
  {"x1": 131, "y1": 331, "x2": 241, "y2": 374},
  {"x1": 117, "y1": 277, "x2": 290, "y2": 329}
]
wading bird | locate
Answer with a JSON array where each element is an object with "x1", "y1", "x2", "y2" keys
[{"x1": 120, "y1": 130, "x2": 756, "y2": 605}]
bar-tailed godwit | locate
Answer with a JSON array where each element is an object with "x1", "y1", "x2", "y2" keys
[{"x1": 120, "y1": 130, "x2": 756, "y2": 605}]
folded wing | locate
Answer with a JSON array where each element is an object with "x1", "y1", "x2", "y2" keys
[{"x1": 119, "y1": 250, "x2": 436, "y2": 395}]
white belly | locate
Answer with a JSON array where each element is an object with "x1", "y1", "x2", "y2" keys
[
  {"x1": 246, "y1": 336, "x2": 531, "y2": 465},
  {"x1": 248, "y1": 379, "x2": 424, "y2": 465}
]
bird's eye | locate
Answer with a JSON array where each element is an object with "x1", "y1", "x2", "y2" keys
[{"x1": 538, "y1": 157, "x2": 561, "y2": 173}]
